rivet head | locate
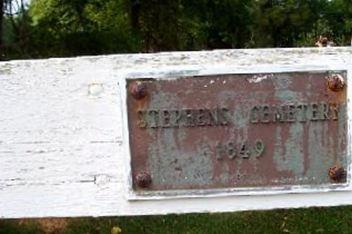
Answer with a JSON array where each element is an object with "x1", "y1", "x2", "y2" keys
[
  {"x1": 327, "y1": 74, "x2": 345, "y2": 92},
  {"x1": 135, "y1": 171, "x2": 152, "y2": 188},
  {"x1": 328, "y1": 166, "x2": 346, "y2": 182},
  {"x1": 130, "y1": 81, "x2": 147, "y2": 99}
]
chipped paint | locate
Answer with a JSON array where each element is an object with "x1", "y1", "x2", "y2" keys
[
  {"x1": 88, "y1": 83, "x2": 104, "y2": 97},
  {"x1": 247, "y1": 74, "x2": 273, "y2": 83}
]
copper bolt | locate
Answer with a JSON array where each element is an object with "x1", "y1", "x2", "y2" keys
[
  {"x1": 129, "y1": 81, "x2": 147, "y2": 99},
  {"x1": 327, "y1": 74, "x2": 345, "y2": 92},
  {"x1": 328, "y1": 166, "x2": 346, "y2": 182},
  {"x1": 135, "y1": 171, "x2": 152, "y2": 188}
]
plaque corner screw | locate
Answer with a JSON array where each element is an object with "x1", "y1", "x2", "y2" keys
[
  {"x1": 328, "y1": 166, "x2": 346, "y2": 182},
  {"x1": 327, "y1": 74, "x2": 345, "y2": 92},
  {"x1": 130, "y1": 81, "x2": 148, "y2": 99},
  {"x1": 135, "y1": 171, "x2": 152, "y2": 188}
]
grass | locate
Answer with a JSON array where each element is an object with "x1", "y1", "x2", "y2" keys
[{"x1": 1, "y1": 206, "x2": 352, "y2": 233}]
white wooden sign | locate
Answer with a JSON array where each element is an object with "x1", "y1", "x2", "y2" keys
[{"x1": 0, "y1": 47, "x2": 351, "y2": 218}]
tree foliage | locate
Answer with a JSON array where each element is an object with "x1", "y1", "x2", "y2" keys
[
  {"x1": 0, "y1": 0, "x2": 351, "y2": 60},
  {"x1": 1, "y1": 0, "x2": 31, "y2": 58}
]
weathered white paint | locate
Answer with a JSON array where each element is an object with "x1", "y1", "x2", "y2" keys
[{"x1": 0, "y1": 47, "x2": 351, "y2": 218}]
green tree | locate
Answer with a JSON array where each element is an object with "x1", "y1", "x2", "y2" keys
[
  {"x1": 251, "y1": 0, "x2": 329, "y2": 47},
  {"x1": 1, "y1": 0, "x2": 31, "y2": 60},
  {"x1": 125, "y1": 0, "x2": 184, "y2": 51},
  {"x1": 0, "y1": 0, "x2": 3, "y2": 48},
  {"x1": 326, "y1": 0, "x2": 352, "y2": 45},
  {"x1": 2, "y1": 0, "x2": 352, "y2": 59},
  {"x1": 125, "y1": 0, "x2": 254, "y2": 51},
  {"x1": 182, "y1": 0, "x2": 254, "y2": 49},
  {"x1": 29, "y1": 0, "x2": 138, "y2": 57}
]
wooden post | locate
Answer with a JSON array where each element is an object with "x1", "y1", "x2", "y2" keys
[{"x1": 0, "y1": 47, "x2": 351, "y2": 218}]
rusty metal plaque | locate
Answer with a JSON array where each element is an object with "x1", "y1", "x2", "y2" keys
[{"x1": 126, "y1": 71, "x2": 348, "y2": 197}]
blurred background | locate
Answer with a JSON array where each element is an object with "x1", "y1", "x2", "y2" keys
[{"x1": 0, "y1": 0, "x2": 351, "y2": 60}]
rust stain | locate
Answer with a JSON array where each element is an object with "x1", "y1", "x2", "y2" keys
[
  {"x1": 327, "y1": 74, "x2": 345, "y2": 92},
  {"x1": 127, "y1": 71, "x2": 348, "y2": 191},
  {"x1": 329, "y1": 166, "x2": 346, "y2": 182}
]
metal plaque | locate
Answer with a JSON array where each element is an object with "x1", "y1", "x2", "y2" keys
[{"x1": 126, "y1": 71, "x2": 348, "y2": 196}]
